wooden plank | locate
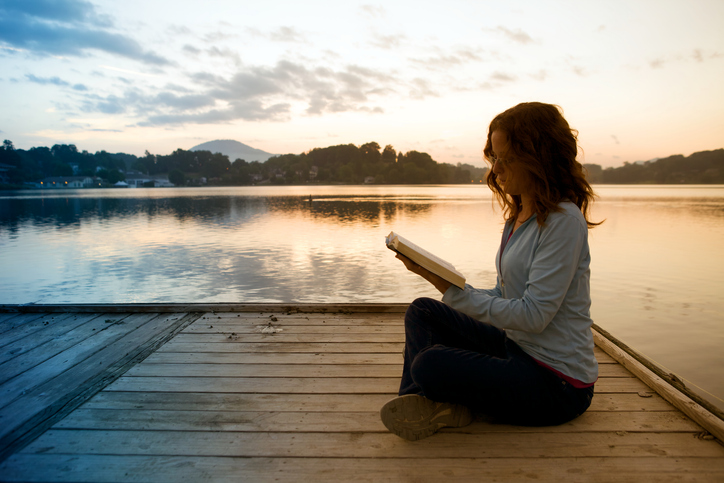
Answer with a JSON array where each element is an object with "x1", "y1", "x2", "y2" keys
[
  {"x1": 142, "y1": 351, "x2": 403, "y2": 365},
  {"x1": 156, "y1": 341, "x2": 405, "y2": 353},
  {"x1": 172, "y1": 332, "x2": 406, "y2": 343},
  {"x1": 124, "y1": 361, "x2": 630, "y2": 378},
  {"x1": 51, "y1": 409, "x2": 701, "y2": 433},
  {"x1": 0, "y1": 313, "x2": 45, "y2": 335},
  {"x1": 83, "y1": 392, "x2": 396, "y2": 412},
  {"x1": 80, "y1": 391, "x2": 679, "y2": 413},
  {"x1": 140, "y1": 347, "x2": 615, "y2": 364},
  {"x1": 593, "y1": 328, "x2": 724, "y2": 442},
  {"x1": 3, "y1": 455, "x2": 723, "y2": 483},
  {"x1": 0, "y1": 303, "x2": 409, "y2": 314},
  {"x1": 125, "y1": 363, "x2": 402, "y2": 378},
  {"x1": 0, "y1": 313, "x2": 140, "y2": 407},
  {"x1": 106, "y1": 375, "x2": 400, "y2": 393},
  {"x1": 0, "y1": 314, "x2": 111, "y2": 383},
  {"x1": 0, "y1": 313, "x2": 104, "y2": 364},
  {"x1": 192, "y1": 315, "x2": 406, "y2": 326},
  {"x1": 185, "y1": 323, "x2": 406, "y2": 333},
  {"x1": 104, "y1": 376, "x2": 648, "y2": 394},
  {"x1": 0, "y1": 313, "x2": 77, "y2": 348},
  {"x1": 23, "y1": 429, "x2": 724, "y2": 458},
  {"x1": 156, "y1": 339, "x2": 616, "y2": 361},
  {"x1": 0, "y1": 312, "x2": 201, "y2": 461},
  {"x1": 0, "y1": 312, "x2": 22, "y2": 325}
]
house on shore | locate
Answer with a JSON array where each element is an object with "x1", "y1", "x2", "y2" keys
[
  {"x1": 39, "y1": 176, "x2": 98, "y2": 188},
  {"x1": 123, "y1": 172, "x2": 174, "y2": 188},
  {"x1": 0, "y1": 163, "x2": 15, "y2": 184}
]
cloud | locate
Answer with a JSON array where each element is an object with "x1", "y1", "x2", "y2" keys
[
  {"x1": 1, "y1": 0, "x2": 111, "y2": 27},
  {"x1": 0, "y1": 0, "x2": 169, "y2": 65},
  {"x1": 25, "y1": 73, "x2": 90, "y2": 91},
  {"x1": 206, "y1": 46, "x2": 241, "y2": 66},
  {"x1": 244, "y1": 26, "x2": 307, "y2": 44},
  {"x1": 183, "y1": 44, "x2": 202, "y2": 56},
  {"x1": 490, "y1": 71, "x2": 516, "y2": 82},
  {"x1": 495, "y1": 26, "x2": 534, "y2": 44},
  {"x1": 571, "y1": 65, "x2": 587, "y2": 76},
  {"x1": 369, "y1": 33, "x2": 404, "y2": 50},
  {"x1": 202, "y1": 30, "x2": 238, "y2": 43},
  {"x1": 409, "y1": 78, "x2": 439, "y2": 99},
  {"x1": 26, "y1": 74, "x2": 70, "y2": 86},
  {"x1": 360, "y1": 5, "x2": 386, "y2": 18},
  {"x1": 649, "y1": 58, "x2": 665, "y2": 69},
  {"x1": 411, "y1": 48, "x2": 483, "y2": 70},
  {"x1": 81, "y1": 60, "x2": 399, "y2": 125},
  {"x1": 269, "y1": 26, "x2": 306, "y2": 43},
  {"x1": 611, "y1": 135, "x2": 620, "y2": 145},
  {"x1": 530, "y1": 69, "x2": 547, "y2": 81},
  {"x1": 647, "y1": 49, "x2": 720, "y2": 70}
]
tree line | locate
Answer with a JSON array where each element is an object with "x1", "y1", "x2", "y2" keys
[
  {"x1": 1, "y1": 138, "x2": 722, "y2": 188},
  {"x1": 582, "y1": 149, "x2": 724, "y2": 184},
  {"x1": 0, "y1": 140, "x2": 487, "y2": 187}
]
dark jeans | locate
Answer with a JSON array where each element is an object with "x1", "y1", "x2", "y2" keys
[{"x1": 399, "y1": 297, "x2": 594, "y2": 426}]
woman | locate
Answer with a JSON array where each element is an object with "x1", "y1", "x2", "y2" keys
[{"x1": 381, "y1": 102, "x2": 600, "y2": 441}]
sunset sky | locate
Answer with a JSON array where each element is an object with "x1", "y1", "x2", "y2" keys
[{"x1": 1, "y1": 0, "x2": 722, "y2": 168}]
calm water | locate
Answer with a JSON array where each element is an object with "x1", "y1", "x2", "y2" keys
[{"x1": 1, "y1": 185, "x2": 723, "y2": 411}]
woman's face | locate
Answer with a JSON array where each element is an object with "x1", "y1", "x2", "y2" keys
[{"x1": 490, "y1": 130, "x2": 532, "y2": 197}]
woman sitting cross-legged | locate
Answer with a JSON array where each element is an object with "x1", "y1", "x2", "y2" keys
[{"x1": 381, "y1": 102, "x2": 601, "y2": 441}]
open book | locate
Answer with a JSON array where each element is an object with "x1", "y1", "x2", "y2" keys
[{"x1": 385, "y1": 231, "x2": 466, "y2": 289}]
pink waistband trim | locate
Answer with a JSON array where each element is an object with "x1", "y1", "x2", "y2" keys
[{"x1": 533, "y1": 358, "x2": 596, "y2": 389}]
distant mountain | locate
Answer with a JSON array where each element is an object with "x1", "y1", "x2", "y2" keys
[{"x1": 190, "y1": 140, "x2": 277, "y2": 163}]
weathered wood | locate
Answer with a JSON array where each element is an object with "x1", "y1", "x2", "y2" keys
[
  {"x1": 104, "y1": 375, "x2": 648, "y2": 394},
  {"x1": 0, "y1": 313, "x2": 104, "y2": 364},
  {"x1": 3, "y1": 454, "x2": 723, "y2": 483},
  {"x1": 23, "y1": 429, "x2": 724, "y2": 458},
  {"x1": 141, "y1": 346, "x2": 616, "y2": 364},
  {"x1": 1, "y1": 313, "x2": 142, "y2": 407},
  {"x1": 52, "y1": 409, "x2": 701, "y2": 433},
  {"x1": 124, "y1": 361, "x2": 630, "y2": 378},
  {"x1": 0, "y1": 303, "x2": 409, "y2": 314},
  {"x1": 199, "y1": 311, "x2": 405, "y2": 325},
  {"x1": 0, "y1": 312, "x2": 201, "y2": 461},
  {"x1": 0, "y1": 313, "x2": 77, "y2": 349},
  {"x1": 185, "y1": 323, "x2": 407, "y2": 333},
  {"x1": 156, "y1": 341, "x2": 405, "y2": 353},
  {"x1": 193, "y1": 315, "x2": 407, "y2": 325},
  {"x1": 2, "y1": 305, "x2": 722, "y2": 482},
  {"x1": 172, "y1": 332, "x2": 407, "y2": 343},
  {"x1": 125, "y1": 363, "x2": 402, "y2": 378},
  {"x1": 81, "y1": 390, "x2": 678, "y2": 413},
  {"x1": 157, "y1": 340, "x2": 616, "y2": 360},
  {"x1": 143, "y1": 351, "x2": 404, "y2": 365},
  {"x1": 84, "y1": 392, "x2": 396, "y2": 412},
  {"x1": 593, "y1": 328, "x2": 724, "y2": 443},
  {"x1": 0, "y1": 313, "x2": 116, "y2": 384},
  {"x1": 0, "y1": 313, "x2": 45, "y2": 335}
]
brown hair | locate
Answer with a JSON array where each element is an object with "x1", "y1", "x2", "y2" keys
[{"x1": 484, "y1": 102, "x2": 601, "y2": 228}]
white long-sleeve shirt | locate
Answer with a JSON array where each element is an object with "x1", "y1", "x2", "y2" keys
[{"x1": 442, "y1": 201, "x2": 599, "y2": 384}]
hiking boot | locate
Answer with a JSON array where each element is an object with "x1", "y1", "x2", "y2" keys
[{"x1": 380, "y1": 394, "x2": 473, "y2": 441}]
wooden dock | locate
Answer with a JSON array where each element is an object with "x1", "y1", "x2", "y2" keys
[{"x1": 0, "y1": 304, "x2": 723, "y2": 482}]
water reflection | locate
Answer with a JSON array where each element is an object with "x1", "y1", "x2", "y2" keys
[
  {"x1": 2, "y1": 185, "x2": 724, "y2": 412},
  {"x1": 0, "y1": 192, "x2": 439, "y2": 233}
]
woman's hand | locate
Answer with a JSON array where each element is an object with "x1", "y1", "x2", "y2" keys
[{"x1": 395, "y1": 253, "x2": 453, "y2": 295}]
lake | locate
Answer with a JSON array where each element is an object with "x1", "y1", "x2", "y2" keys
[{"x1": 1, "y1": 184, "x2": 723, "y2": 412}]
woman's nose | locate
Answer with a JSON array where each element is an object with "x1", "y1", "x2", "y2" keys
[{"x1": 492, "y1": 160, "x2": 504, "y2": 175}]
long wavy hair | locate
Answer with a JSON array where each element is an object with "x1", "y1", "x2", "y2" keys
[{"x1": 484, "y1": 102, "x2": 601, "y2": 228}]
